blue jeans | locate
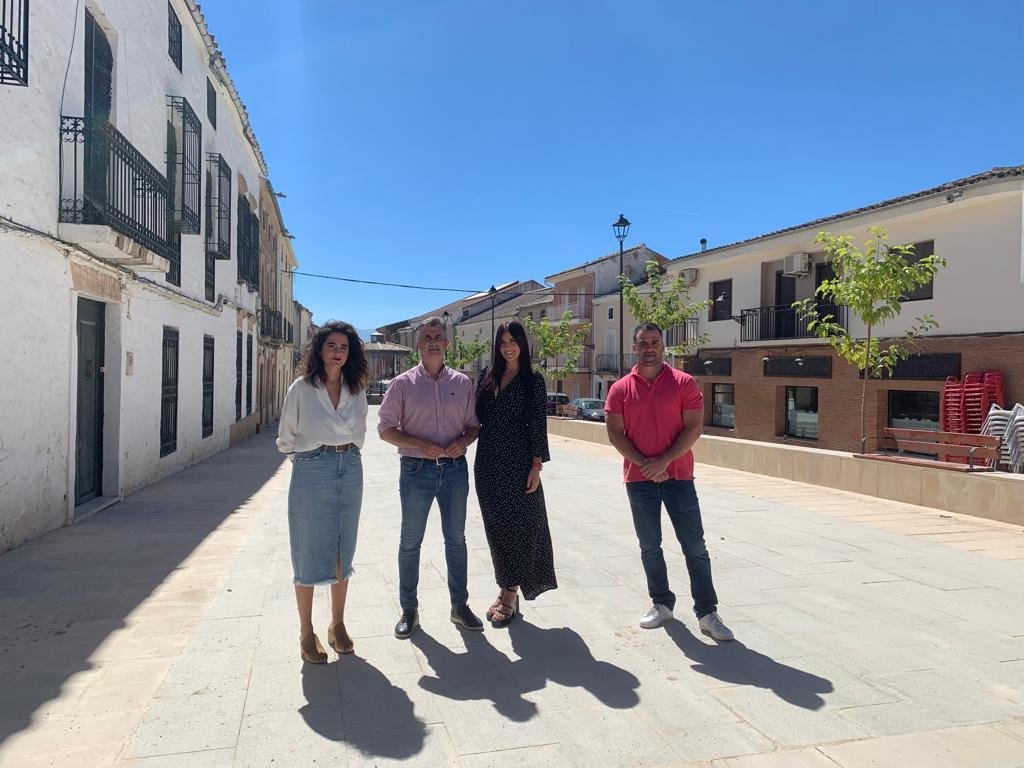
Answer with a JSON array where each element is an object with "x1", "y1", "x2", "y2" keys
[
  {"x1": 625, "y1": 479, "x2": 718, "y2": 618},
  {"x1": 398, "y1": 457, "x2": 470, "y2": 611}
]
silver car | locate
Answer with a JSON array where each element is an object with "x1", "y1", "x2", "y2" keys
[{"x1": 569, "y1": 398, "x2": 605, "y2": 422}]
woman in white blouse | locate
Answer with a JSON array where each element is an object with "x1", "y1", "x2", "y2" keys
[{"x1": 277, "y1": 320, "x2": 370, "y2": 664}]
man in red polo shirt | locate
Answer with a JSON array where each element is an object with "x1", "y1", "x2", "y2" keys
[{"x1": 605, "y1": 322, "x2": 733, "y2": 641}]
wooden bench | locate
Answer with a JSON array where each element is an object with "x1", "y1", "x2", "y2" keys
[{"x1": 855, "y1": 428, "x2": 1001, "y2": 472}]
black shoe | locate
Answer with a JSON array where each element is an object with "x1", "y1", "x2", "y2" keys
[
  {"x1": 450, "y1": 603, "x2": 484, "y2": 631},
  {"x1": 394, "y1": 609, "x2": 419, "y2": 639}
]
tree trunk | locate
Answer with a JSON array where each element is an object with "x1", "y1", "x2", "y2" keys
[{"x1": 860, "y1": 324, "x2": 872, "y2": 451}]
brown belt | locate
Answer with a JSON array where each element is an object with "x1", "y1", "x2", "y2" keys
[{"x1": 321, "y1": 443, "x2": 355, "y2": 452}]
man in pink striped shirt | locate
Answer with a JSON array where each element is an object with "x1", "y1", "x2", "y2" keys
[{"x1": 379, "y1": 317, "x2": 482, "y2": 639}]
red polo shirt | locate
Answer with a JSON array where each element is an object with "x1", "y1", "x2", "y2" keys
[{"x1": 605, "y1": 363, "x2": 704, "y2": 483}]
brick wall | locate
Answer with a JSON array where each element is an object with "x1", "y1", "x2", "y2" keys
[{"x1": 693, "y1": 334, "x2": 1024, "y2": 453}]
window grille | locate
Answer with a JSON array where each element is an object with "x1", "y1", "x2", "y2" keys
[
  {"x1": 235, "y1": 331, "x2": 243, "y2": 420},
  {"x1": 167, "y1": 2, "x2": 182, "y2": 71},
  {"x1": 205, "y1": 154, "x2": 231, "y2": 259},
  {"x1": 202, "y1": 336, "x2": 214, "y2": 437},
  {"x1": 206, "y1": 77, "x2": 217, "y2": 128},
  {"x1": 1, "y1": 0, "x2": 30, "y2": 85},
  {"x1": 160, "y1": 328, "x2": 180, "y2": 455},
  {"x1": 246, "y1": 332, "x2": 254, "y2": 415},
  {"x1": 167, "y1": 96, "x2": 201, "y2": 234}
]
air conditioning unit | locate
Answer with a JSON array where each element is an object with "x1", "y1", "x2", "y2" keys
[
  {"x1": 783, "y1": 252, "x2": 811, "y2": 276},
  {"x1": 680, "y1": 268, "x2": 699, "y2": 286}
]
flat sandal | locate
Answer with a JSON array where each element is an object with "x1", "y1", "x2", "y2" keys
[
  {"x1": 490, "y1": 595, "x2": 519, "y2": 629},
  {"x1": 327, "y1": 623, "x2": 354, "y2": 654}
]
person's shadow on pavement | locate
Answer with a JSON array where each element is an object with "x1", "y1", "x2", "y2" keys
[
  {"x1": 412, "y1": 629, "x2": 538, "y2": 722},
  {"x1": 506, "y1": 620, "x2": 641, "y2": 709},
  {"x1": 664, "y1": 621, "x2": 833, "y2": 710},
  {"x1": 299, "y1": 656, "x2": 427, "y2": 760}
]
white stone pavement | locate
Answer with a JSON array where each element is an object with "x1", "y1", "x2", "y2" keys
[{"x1": 2, "y1": 408, "x2": 1024, "y2": 767}]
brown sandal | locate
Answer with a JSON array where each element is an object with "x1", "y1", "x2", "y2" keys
[
  {"x1": 300, "y1": 632, "x2": 328, "y2": 664},
  {"x1": 327, "y1": 623, "x2": 354, "y2": 654}
]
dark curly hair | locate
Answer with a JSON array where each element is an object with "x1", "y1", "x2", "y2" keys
[{"x1": 297, "y1": 320, "x2": 370, "y2": 395}]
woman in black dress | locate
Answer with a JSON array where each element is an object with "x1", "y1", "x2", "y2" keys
[{"x1": 474, "y1": 320, "x2": 557, "y2": 628}]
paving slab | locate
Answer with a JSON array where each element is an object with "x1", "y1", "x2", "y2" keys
[{"x1": 1, "y1": 415, "x2": 1023, "y2": 767}]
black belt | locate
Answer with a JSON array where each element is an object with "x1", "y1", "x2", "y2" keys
[{"x1": 403, "y1": 455, "x2": 464, "y2": 465}]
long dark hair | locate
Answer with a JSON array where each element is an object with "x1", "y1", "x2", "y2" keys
[
  {"x1": 297, "y1": 320, "x2": 370, "y2": 395},
  {"x1": 476, "y1": 320, "x2": 533, "y2": 418}
]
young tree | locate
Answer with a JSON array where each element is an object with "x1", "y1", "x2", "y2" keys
[
  {"x1": 445, "y1": 330, "x2": 491, "y2": 371},
  {"x1": 793, "y1": 226, "x2": 946, "y2": 447},
  {"x1": 620, "y1": 260, "x2": 712, "y2": 357},
  {"x1": 523, "y1": 312, "x2": 591, "y2": 389}
]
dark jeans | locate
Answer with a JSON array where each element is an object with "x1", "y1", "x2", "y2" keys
[
  {"x1": 625, "y1": 479, "x2": 718, "y2": 618},
  {"x1": 398, "y1": 457, "x2": 469, "y2": 611}
]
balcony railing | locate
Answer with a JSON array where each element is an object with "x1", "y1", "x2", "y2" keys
[
  {"x1": 552, "y1": 303, "x2": 591, "y2": 321},
  {"x1": 59, "y1": 116, "x2": 174, "y2": 261},
  {"x1": 261, "y1": 305, "x2": 284, "y2": 340},
  {"x1": 664, "y1": 318, "x2": 699, "y2": 349},
  {"x1": 740, "y1": 303, "x2": 847, "y2": 343},
  {"x1": 1, "y1": 0, "x2": 29, "y2": 86},
  {"x1": 595, "y1": 353, "x2": 636, "y2": 374}
]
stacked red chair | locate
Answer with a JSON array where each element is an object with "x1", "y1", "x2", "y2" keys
[
  {"x1": 940, "y1": 371, "x2": 1005, "y2": 464},
  {"x1": 940, "y1": 377, "x2": 964, "y2": 433}
]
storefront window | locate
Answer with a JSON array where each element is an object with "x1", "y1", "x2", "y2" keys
[
  {"x1": 712, "y1": 384, "x2": 735, "y2": 428},
  {"x1": 785, "y1": 386, "x2": 818, "y2": 440}
]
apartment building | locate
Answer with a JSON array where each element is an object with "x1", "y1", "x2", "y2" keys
[
  {"x1": 659, "y1": 166, "x2": 1024, "y2": 453},
  {"x1": 0, "y1": 1, "x2": 277, "y2": 550},
  {"x1": 545, "y1": 244, "x2": 667, "y2": 399},
  {"x1": 257, "y1": 178, "x2": 298, "y2": 424},
  {"x1": 450, "y1": 286, "x2": 552, "y2": 376}
]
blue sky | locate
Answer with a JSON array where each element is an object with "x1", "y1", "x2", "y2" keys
[{"x1": 200, "y1": 0, "x2": 1024, "y2": 331}]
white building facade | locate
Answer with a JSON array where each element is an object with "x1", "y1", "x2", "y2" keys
[{"x1": 0, "y1": 0, "x2": 268, "y2": 551}]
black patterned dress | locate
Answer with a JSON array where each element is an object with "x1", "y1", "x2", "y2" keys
[{"x1": 473, "y1": 370, "x2": 557, "y2": 600}]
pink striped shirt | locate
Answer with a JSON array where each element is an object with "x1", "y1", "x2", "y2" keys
[{"x1": 377, "y1": 364, "x2": 479, "y2": 457}]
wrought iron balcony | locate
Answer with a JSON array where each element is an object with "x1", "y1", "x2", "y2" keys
[
  {"x1": 261, "y1": 305, "x2": 284, "y2": 341},
  {"x1": 664, "y1": 318, "x2": 699, "y2": 349},
  {"x1": 552, "y1": 303, "x2": 592, "y2": 322},
  {"x1": 595, "y1": 353, "x2": 636, "y2": 374},
  {"x1": 59, "y1": 116, "x2": 174, "y2": 270},
  {"x1": 1, "y1": 0, "x2": 29, "y2": 86},
  {"x1": 739, "y1": 303, "x2": 847, "y2": 343}
]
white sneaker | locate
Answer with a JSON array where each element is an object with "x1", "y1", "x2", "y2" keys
[
  {"x1": 639, "y1": 603, "x2": 673, "y2": 629},
  {"x1": 698, "y1": 612, "x2": 734, "y2": 641}
]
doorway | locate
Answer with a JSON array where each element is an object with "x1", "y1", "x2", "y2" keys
[
  {"x1": 75, "y1": 298, "x2": 105, "y2": 505},
  {"x1": 774, "y1": 271, "x2": 796, "y2": 339}
]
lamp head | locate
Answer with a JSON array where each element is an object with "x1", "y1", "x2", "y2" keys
[
  {"x1": 762, "y1": 356, "x2": 770, "y2": 363},
  {"x1": 613, "y1": 214, "x2": 631, "y2": 241}
]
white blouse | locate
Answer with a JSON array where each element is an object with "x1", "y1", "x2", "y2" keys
[{"x1": 276, "y1": 377, "x2": 368, "y2": 454}]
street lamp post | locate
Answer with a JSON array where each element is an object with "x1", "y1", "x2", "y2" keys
[
  {"x1": 613, "y1": 214, "x2": 631, "y2": 378},
  {"x1": 488, "y1": 285, "x2": 497, "y2": 345}
]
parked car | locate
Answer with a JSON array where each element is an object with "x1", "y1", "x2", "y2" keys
[
  {"x1": 567, "y1": 398, "x2": 606, "y2": 422},
  {"x1": 545, "y1": 392, "x2": 571, "y2": 416}
]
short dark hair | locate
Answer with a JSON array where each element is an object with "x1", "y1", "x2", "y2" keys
[
  {"x1": 418, "y1": 316, "x2": 445, "y2": 333},
  {"x1": 298, "y1": 320, "x2": 370, "y2": 395},
  {"x1": 633, "y1": 322, "x2": 663, "y2": 341}
]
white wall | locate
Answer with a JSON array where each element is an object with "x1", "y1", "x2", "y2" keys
[{"x1": 0, "y1": 0, "x2": 267, "y2": 551}]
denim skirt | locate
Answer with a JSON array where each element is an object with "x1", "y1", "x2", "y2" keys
[{"x1": 287, "y1": 446, "x2": 363, "y2": 586}]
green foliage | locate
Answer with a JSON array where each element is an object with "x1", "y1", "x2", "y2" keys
[
  {"x1": 445, "y1": 330, "x2": 491, "y2": 370},
  {"x1": 620, "y1": 260, "x2": 711, "y2": 356},
  {"x1": 793, "y1": 226, "x2": 946, "y2": 443},
  {"x1": 404, "y1": 349, "x2": 420, "y2": 368},
  {"x1": 523, "y1": 311, "x2": 591, "y2": 383}
]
